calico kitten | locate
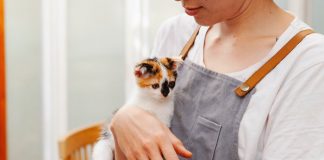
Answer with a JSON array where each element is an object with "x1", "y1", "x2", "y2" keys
[{"x1": 92, "y1": 57, "x2": 182, "y2": 160}]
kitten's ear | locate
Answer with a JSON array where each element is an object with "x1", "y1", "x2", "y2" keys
[
  {"x1": 170, "y1": 57, "x2": 183, "y2": 70},
  {"x1": 160, "y1": 57, "x2": 183, "y2": 71},
  {"x1": 134, "y1": 66, "x2": 143, "y2": 78},
  {"x1": 134, "y1": 63, "x2": 151, "y2": 78}
]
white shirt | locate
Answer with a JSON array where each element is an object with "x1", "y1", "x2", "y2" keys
[{"x1": 151, "y1": 14, "x2": 324, "y2": 160}]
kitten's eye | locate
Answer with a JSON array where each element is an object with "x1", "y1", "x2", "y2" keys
[
  {"x1": 168, "y1": 81, "x2": 175, "y2": 89},
  {"x1": 152, "y1": 83, "x2": 160, "y2": 89}
]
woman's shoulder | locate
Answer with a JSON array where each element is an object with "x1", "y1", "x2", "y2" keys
[
  {"x1": 291, "y1": 18, "x2": 324, "y2": 52},
  {"x1": 151, "y1": 14, "x2": 198, "y2": 58},
  {"x1": 283, "y1": 19, "x2": 324, "y2": 78},
  {"x1": 304, "y1": 32, "x2": 324, "y2": 57},
  {"x1": 293, "y1": 29, "x2": 324, "y2": 70}
]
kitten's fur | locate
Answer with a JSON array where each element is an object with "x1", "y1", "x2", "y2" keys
[{"x1": 92, "y1": 57, "x2": 182, "y2": 160}]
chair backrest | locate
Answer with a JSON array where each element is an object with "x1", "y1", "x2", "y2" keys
[{"x1": 59, "y1": 122, "x2": 104, "y2": 160}]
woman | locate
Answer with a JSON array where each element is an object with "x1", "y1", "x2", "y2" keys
[{"x1": 111, "y1": 0, "x2": 324, "y2": 159}]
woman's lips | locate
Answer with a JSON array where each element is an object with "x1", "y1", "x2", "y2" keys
[{"x1": 185, "y1": 7, "x2": 202, "y2": 16}]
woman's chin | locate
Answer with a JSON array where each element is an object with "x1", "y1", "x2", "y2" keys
[
  {"x1": 193, "y1": 17, "x2": 214, "y2": 26},
  {"x1": 193, "y1": 15, "x2": 222, "y2": 26}
]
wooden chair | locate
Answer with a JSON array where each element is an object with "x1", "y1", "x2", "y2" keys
[{"x1": 59, "y1": 122, "x2": 104, "y2": 160}]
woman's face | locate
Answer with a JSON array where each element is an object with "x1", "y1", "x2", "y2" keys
[{"x1": 180, "y1": 0, "x2": 250, "y2": 26}]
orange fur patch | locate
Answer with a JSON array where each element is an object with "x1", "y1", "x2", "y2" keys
[{"x1": 136, "y1": 60, "x2": 163, "y2": 88}]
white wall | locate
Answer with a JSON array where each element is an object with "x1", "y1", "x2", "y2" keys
[
  {"x1": 312, "y1": 0, "x2": 324, "y2": 33},
  {"x1": 5, "y1": 0, "x2": 43, "y2": 160},
  {"x1": 124, "y1": 0, "x2": 182, "y2": 99},
  {"x1": 67, "y1": 0, "x2": 126, "y2": 129},
  {"x1": 49, "y1": 0, "x2": 182, "y2": 156},
  {"x1": 147, "y1": 1, "x2": 182, "y2": 48},
  {"x1": 275, "y1": 0, "x2": 288, "y2": 9}
]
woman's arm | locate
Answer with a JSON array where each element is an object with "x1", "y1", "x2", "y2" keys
[
  {"x1": 263, "y1": 63, "x2": 324, "y2": 159},
  {"x1": 111, "y1": 106, "x2": 192, "y2": 160}
]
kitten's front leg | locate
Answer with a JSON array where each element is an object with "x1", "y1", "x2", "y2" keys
[{"x1": 92, "y1": 132, "x2": 115, "y2": 160}]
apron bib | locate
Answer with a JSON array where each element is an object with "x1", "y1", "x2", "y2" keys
[{"x1": 170, "y1": 27, "x2": 314, "y2": 160}]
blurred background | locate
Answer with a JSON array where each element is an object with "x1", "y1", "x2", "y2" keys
[{"x1": 1, "y1": 0, "x2": 324, "y2": 160}]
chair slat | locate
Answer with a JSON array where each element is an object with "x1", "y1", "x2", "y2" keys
[
  {"x1": 59, "y1": 122, "x2": 104, "y2": 160},
  {"x1": 84, "y1": 146, "x2": 89, "y2": 160},
  {"x1": 71, "y1": 152, "x2": 75, "y2": 160},
  {"x1": 80, "y1": 149, "x2": 83, "y2": 160},
  {"x1": 78, "y1": 150, "x2": 82, "y2": 160}
]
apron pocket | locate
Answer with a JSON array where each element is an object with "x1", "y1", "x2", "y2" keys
[{"x1": 186, "y1": 116, "x2": 222, "y2": 160}]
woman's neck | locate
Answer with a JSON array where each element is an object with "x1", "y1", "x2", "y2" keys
[{"x1": 218, "y1": 0, "x2": 294, "y2": 38}]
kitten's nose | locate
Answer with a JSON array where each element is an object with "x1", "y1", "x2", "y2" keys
[
  {"x1": 162, "y1": 89, "x2": 169, "y2": 97},
  {"x1": 161, "y1": 80, "x2": 170, "y2": 97}
]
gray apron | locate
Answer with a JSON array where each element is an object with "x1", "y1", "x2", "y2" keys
[{"x1": 170, "y1": 27, "x2": 314, "y2": 160}]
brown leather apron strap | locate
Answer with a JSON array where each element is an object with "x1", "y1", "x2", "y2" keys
[
  {"x1": 179, "y1": 26, "x2": 201, "y2": 60},
  {"x1": 178, "y1": 26, "x2": 314, "y2": 97},
  {"x1": 235, "y1": 29, "x2": 315, "y2": 97}
]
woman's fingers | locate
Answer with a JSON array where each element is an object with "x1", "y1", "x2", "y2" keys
[
  {"x1": 159, "y1": 138, "x2": 180, "y2": 160},
  {"x1": 116, "y1": 138, "x2": 149, "y2": 160},
  {"x1": 144, "y1": 141, "x2": 163, "y2": 160},
  {"x1": 173, "y1": 143, "x2": 192, "y2": 158},
  {"x1": 114, "y1": 141, "x2": 127, "y2": 160},
  {"x1": 163, "y1": 126, "x2": 192, "y2": 158}
]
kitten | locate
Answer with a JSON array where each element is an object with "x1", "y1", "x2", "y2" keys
[{"x1": 92, "y1": 57, "x2": 182, "y2": 160}]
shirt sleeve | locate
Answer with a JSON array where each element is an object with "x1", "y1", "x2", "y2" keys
[{"x1": 262, "y1": 62, "x2": 324, "y2": 160}]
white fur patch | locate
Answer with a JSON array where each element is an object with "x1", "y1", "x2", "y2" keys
[{"x1": 92, "y1": 138, "x2": 115, "y2": 160}]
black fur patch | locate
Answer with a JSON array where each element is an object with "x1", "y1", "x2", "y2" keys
[
  {"x1": 168, "y1": 81, "x2": 175, "y2": 89},
  {"x1": 173, "y1": 71, "x2": 177, "y2": 79},
  {"x1": 161, "y1": 57, "x2": 174, "y2": 70},
  {"x1": 161, "y1": 80, "x2": 170, "y2": 97}
]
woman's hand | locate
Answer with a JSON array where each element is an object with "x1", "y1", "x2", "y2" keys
[
  {"x1": 110, "y1": 106, "x2": 192, "y2": 160},
  {"x1": 114, "y1": 140, "x2": 127, "y2": 160}
]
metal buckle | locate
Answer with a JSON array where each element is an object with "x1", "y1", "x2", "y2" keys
[{"x1": 239, "y1": 83, "x2": 250, "y2": 92}]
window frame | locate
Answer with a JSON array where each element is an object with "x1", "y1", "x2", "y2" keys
[{"x1": 0, "y1": 0, "x2": 7, "y2": 159}]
